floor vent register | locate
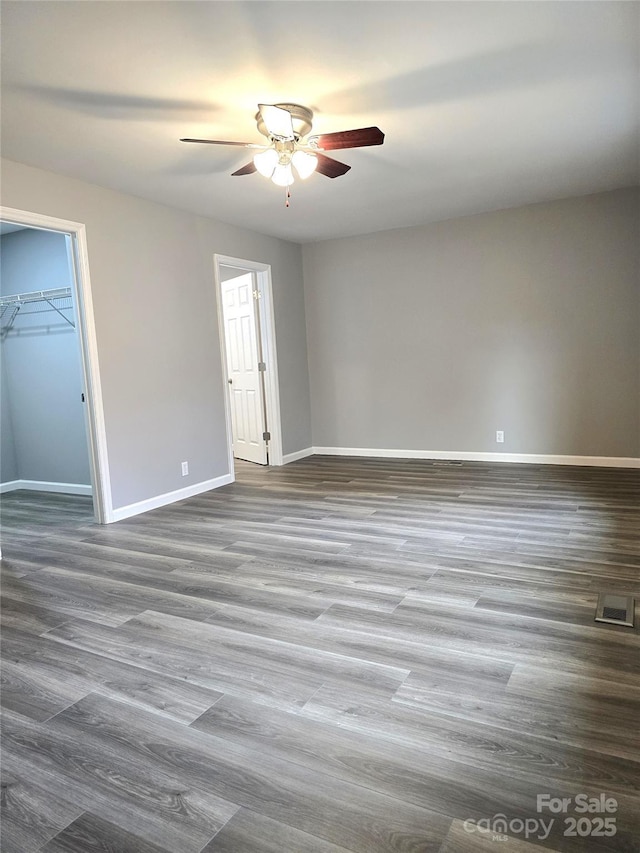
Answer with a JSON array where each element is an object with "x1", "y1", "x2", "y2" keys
[{"x1": 595, "y1": 593, "x2": 635, "y2": 628}]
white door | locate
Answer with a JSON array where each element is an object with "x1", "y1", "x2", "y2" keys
[{"x1": 221, "y1": 273, "x2": 268, "y2": 464}]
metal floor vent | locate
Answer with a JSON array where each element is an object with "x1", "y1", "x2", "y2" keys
[
  {"x1": 432, "y1": 460, "x2": 464, "y2": 467},
  {"x1": 594, "y1": 593, "x2": 635, "y2": 628}
]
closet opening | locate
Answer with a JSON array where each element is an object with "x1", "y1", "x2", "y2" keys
[
  {"x1": 214, "y1": 254, "x2": 283, "y2": 472},
  {"x1": 0, "y1": 208, "x2": 111, "y2": 526}
]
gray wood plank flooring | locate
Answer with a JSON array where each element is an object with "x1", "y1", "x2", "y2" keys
[{"x1": 1, "y1": 457, "x2": 639, "y2": 852}]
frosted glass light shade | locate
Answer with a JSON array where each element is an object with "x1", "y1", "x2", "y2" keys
[
  {"x1": 271, "y1": 163, "x2": 295, "y2": 187},
  {"x1": 253, "y1": 148, "x2": 279, "y2": 177},
  {"x1": 258, "y1": 104, "x2": 294, "y2": 140},
  {"x1": 292, "y1": 150, "x2": 317, "y2": 179}
]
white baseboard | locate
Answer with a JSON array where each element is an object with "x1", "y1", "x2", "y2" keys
[
  {"x1": 311, "y1": 447, "x2": 640, "y2": 469},
  {"x1": 109, "y1": 473, "x2": 234, "y2": 523},
  {"x1": 282, "y1": 447, "x2": 314, "y2": 464},
  {"x1": 0, "y1": 479, "x2": 93, "y2": 495}
]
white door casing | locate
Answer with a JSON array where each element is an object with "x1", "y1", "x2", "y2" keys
[{"x1": 221, "y1": 273, "x2": 268, "y2": 465}]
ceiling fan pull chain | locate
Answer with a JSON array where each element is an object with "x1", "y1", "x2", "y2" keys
[{"x1": 285, "y1": 186, "x2": 291, "y2": 208}]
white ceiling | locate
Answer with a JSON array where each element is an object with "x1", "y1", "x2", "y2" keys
[{"x1": 2, "y1": 2, "x2": 638, "y2": 243}]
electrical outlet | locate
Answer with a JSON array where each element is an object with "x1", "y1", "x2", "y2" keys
[
  {"x1": 496, "y1": 431, "x2": 504, "y2": 444},
  {"x1": 181, "y1": 461, "x2": 189, "y2": 476}
]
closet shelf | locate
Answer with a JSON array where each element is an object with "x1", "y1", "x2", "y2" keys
[{"x1": 1, "y1": 287, "x2": 75, "y2": 336}]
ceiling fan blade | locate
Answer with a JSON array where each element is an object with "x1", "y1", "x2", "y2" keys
[
  {"x1": 258, "y1": 104, "x2": 295, "y2": 140},
  {"x1": 231, "y1": 161, "x2": 257, "y2": 177},
  {"x1": 315, "y1": 153, "x2": 351, "y2": 179},
  {"x1": 308, "y1": 126, "x2": 384, "y2": 151},
  {"x1": 180, "y1": 138, "x2": 263, "y2": 148}
]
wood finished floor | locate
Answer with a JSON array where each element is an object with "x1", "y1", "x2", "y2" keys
[{"x1": 1, "y1": 456, "x2": 639, "y2": 853}]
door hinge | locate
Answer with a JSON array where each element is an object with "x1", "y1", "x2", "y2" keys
[
  {"x1": 263, "y1": 431, "x2": 271, "y2": 442},
  {"x1": 258, "y1": 362, "x2": 266, "y2": 372},
  {"x1": 253, "y1": 289, "x2": 261, "y2": 300}
]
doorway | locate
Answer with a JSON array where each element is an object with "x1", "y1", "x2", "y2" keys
[
  {"x1": 214, "y1": 255, "x2": 283, "y2": 470},
  {"x1": 0, "y1": 206, "x2": 112, "y2": 524},
  {"x1": 0, "y1": 225, "x2": 93, "y2": 498}
]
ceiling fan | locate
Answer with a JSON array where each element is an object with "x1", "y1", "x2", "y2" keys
[{"x1": 180, "y1": 103, "x2": 384, "y2": 204}]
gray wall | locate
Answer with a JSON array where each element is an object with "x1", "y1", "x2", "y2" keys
[
  {"x1": 303, "y1": 188, "x2": 640, "y2": 458},
  {"x1": 1, "y1": 228, "x2": 91, "y2": 485},
  {"x1": 220, "y1": 266, "x2": 246, "y2": 283},
  {"x1": 0, "y1": 158, "x2": 312, "y2": 510}
]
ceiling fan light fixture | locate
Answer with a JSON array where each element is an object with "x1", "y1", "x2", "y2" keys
[
  {"x1": 271, "y1": 163, "x2": 295, "y2": 187},
  {"x1": 181, "y1": 104, "x2": 384, "y2": 204},
  {"x1": 253, "y1": 148, "x2": 279, "y2": 177},
  {"x1": 292, "y1": 150, "x2": 317, "y2": 179}
]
